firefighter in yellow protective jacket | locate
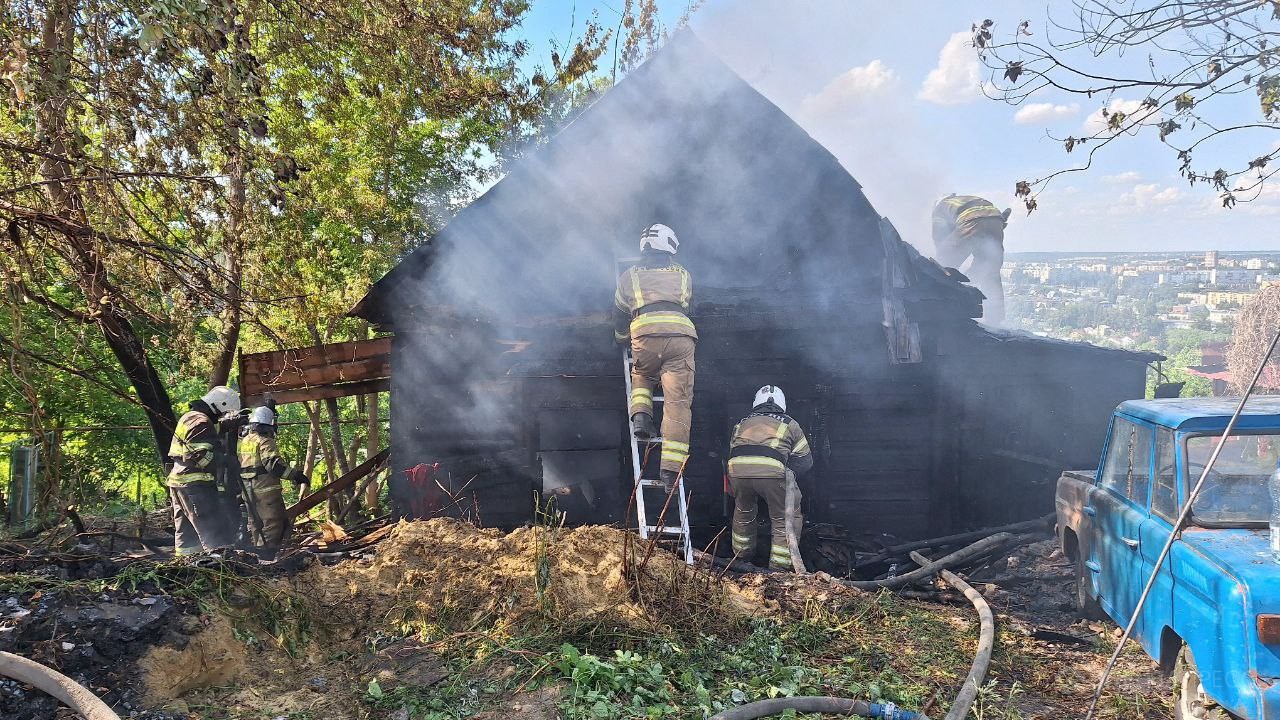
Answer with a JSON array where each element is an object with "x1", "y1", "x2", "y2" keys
[
  {"x1": 614, "y1": 223, "x2": 695, "y2": 490},
  {"x1": 167, "y1": 386, "x2": 240, "y2": 555},
  {"x1": 238, "y1": 406, "x2": 309, "y2": 549},
  {"x1": 932, "y1": 193, "x2": 1012, "y2": 325},
  {"x1": 728, "y1": 385, "x2": 813, "y2": 572}
]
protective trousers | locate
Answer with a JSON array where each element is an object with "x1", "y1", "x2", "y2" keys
[
  {"x1": 730, "y1": 470, "x2": 803, "y2": 571},
  {"x1": 936, "y1": 221, "x2": 1005, "y2": 326},
  {"x1": 628, "y1": 335, "x2": 695, "y2": 474},
  {"x1": 246, "y1": 479, "x2": 288, "y2": 548},
  {"x1": 171, "y1": 482, "x2": 235, "y2": 555}
]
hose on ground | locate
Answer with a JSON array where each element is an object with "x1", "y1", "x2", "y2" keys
[
  {"x1": 709, "y1": 696, "x2": 928, "y2": 720},
  {"x1": 909, "y1": 551, "x2": 995, "y2": 720},
  {"x1": 706, "y1": 538, "x2": 1003, "y2": 720},
  {"x1": 0, "y1": 650, "x2": 121, "y2": 720}
]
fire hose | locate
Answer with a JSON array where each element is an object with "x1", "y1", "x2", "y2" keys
[
  {"x1": 909, "y1": 551, "x2": 994, "y2": 720},
  {"x1": 707, "y1": 547, "x2": 997, "y2": 720},
  {"x1": 0, "y1": 651, "x2": 121, "y2": 720}
]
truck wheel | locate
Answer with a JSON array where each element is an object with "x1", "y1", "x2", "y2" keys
[
  {"x1": 1074, "y1": 554, "x2": 1105, "y2": 620},
  {"x1": 1174, "y1": 646, "x2": 1236, "y2": 720}
]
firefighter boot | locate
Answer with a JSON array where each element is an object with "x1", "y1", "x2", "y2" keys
[
  {"x1": 631, "y1": 412, "x2": 656, "y2": 441},
  {"x1": 657, "y1": 469, "x2": 680, "y2": 494}
]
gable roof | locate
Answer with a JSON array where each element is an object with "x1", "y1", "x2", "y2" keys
[{"x1": 350, "y1": 30, "x2": 979, "y2": 329}]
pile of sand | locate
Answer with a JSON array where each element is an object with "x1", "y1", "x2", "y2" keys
[
  {"x1": 302, "y1": 519, "x2": 767, "y2": 636},
  {"x1": 138, "y1": 520, "x2": 770, "y2": 714}
]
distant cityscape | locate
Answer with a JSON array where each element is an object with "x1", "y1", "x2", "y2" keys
[{"x1": 1002, "y1": 250, "x2": 1280, "y2": 395}]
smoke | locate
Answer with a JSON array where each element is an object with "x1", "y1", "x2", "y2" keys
[
  {"x1": 687, "y1": 6, "x2": 954, "y2": 256},
  {"x1": 380, "y1": 30, "x2": 924, "y2": 461},
  {"x1": 371, "y1": 18, "x2": 1153, "y2": 540}
]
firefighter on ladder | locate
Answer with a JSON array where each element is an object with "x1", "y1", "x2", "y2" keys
[
  {"x1": 238, "y1": 406, "x2": 310, "y2": 551},
  {"x1": 614, "y1": 223, "x2": 696, "y2": 491},
  {"x1": 932, "y1": 193, "x2": 1012, "y2": 326},
  {"x1": 167, "y1": 386, "x2": 241, "y2": 555},
  {"x1": 727, "y1": 385, "x2": 813, "y2": 572}
]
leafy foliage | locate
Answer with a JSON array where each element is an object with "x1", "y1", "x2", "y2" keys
[
  {"x1": 976, "y1": 3, "x2": 1280, "y2": 211},
  {"x1": 0, "y1": 0, "x2": 674, "y2": 513}
]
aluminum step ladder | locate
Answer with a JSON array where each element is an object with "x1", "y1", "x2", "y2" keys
[{"x1": 616, "y1": 253, "x2": 694, "y2": 565}]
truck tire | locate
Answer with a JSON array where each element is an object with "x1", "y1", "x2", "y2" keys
[
  {"x1": 1074, "y1": 554, "x2": 1105, "y2": 620},
  {"x1": 1174, "y1": 646, "x2": 1237, "y2": 720}
]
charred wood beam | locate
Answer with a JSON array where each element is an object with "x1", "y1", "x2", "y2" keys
[
  {"x1": 288, "y1": 448, "x2": 390, "y2": 521},
  {"x1": 854, "y1": 513, "x2": 1054, "y2": 570}
]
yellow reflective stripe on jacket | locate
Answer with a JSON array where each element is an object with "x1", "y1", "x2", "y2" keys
[
  {"x1": 630, "y1": 267, "x2": 645, "y2": 307},
  {"x1": 679, "y1": 267, "x2": 690, "y2": 305},
  {"x1": 630, "y1": 311, "x2": 696, "y2": 332},
  {"x1": 727, "y1": 456, "x2": 786, "y2": 472},
  {"x1": 793, "y1": 436, "x2": 810, "y2": 455},
  {"x1": 769, "y1": 421, "x2": 789, "y2": 448}
]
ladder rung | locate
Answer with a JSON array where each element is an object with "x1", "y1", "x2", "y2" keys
[{"x1": 646, "y1": 526, "x2": 685, "y2": 534}]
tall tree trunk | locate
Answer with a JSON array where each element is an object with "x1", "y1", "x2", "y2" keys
[
  {"x1": 208, "y1": 19, "x2": 248, "y2": 387},
  {"x1": 33, "y1": 0, "x2": 176, "y2": 466},
  {"x1": 303, "y1": 406, "x2": 320, "y2": 476}
]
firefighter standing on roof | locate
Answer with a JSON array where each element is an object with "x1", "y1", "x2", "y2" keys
[
  {"x1": 614, "y1": 223, "x2": 696, "y2": 489},
  {"x1": 727, "y1": 385, "x2": 813, "y2": 572},
  {"x1": 167, "y1": 386, "x2": 241, "y2": 555},
  {"x1": 238, "y1": 405, "x2": 309, "y2": 549},
  {"x1": 932, "y1": 193, "x2": 1011, "y2": 325}
]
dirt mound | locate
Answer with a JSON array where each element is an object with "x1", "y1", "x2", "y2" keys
[
  {"x1": 303, "y1": 520, "x2": 765, "y2": 638},
  {"x1": 135, "y1": 520, "x2": 769, "y2": 716}
]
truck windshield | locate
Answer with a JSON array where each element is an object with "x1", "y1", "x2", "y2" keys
[{"x1": 1187, "y1": 433, "x2": 1280, "y2": 526}]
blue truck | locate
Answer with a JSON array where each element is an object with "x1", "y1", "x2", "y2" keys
[{"x1": 1056, "y1": 397, "x2": 1280, "y2": 720}]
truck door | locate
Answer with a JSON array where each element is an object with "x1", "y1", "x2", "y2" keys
[
  {"x1": 1135, "y1": 428, "x2": 1178, "y2": 649},
  {"x1": 1090, "y1": 417, "x2": 1156, "y2": 631}
]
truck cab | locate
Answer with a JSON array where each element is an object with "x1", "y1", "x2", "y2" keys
[{"x1": 1056, "y1": 397, "x2": 1280, "y2": 720}]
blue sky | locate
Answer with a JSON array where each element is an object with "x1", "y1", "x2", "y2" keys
[{"x1": 516, "y1": 1, "x2": 1279, "y2": 254}]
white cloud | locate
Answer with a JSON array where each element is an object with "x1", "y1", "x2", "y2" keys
[
  {"x1": 1082, "y1": 98, "x2": 1161, "y2": 136},
  {"x1": 918, "y1": 31, "x2": 982, "y2": 105},
  {"x1": 796, "y1": 61, "x2": 942, "y2": 254},
  {"x1": 1013, "y1": 102, "x2": 1080, "y2": 125},
  {"x1": 1113, "y1": 183, "x2": 1185, "y2": 213},
  {"x1": 1102, "y1": 171, "x2": 1142, "y2": 184},
  {"x1": 800, "y1": 59, "x2": 897, "y2": 117}
]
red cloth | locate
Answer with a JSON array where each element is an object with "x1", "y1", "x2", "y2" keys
[{"x1": 402, "y1": 463, "x2": 445, "y2": 518}]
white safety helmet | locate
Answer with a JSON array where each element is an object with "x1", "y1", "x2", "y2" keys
[
  {"x1": 202, "y1": 385, "x2": 241, "y2": 415},
  {"x1": 753, "y1": 385, "x2": 786, "y2": 413},
  {"x1": 249, "y1": 406, "x2": 276, "y2": 426},
  {"x1": 639, "y1": 223, "x2": 679, "y2": 254}
]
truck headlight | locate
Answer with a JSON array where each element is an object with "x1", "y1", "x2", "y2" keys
[{"x1": 1258, "y1": 615, "x2": 1280, "y2": 645}]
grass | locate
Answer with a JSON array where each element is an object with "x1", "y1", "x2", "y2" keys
[{"x1": 363, "y1": 589, "x2": 978, "y2": 719}]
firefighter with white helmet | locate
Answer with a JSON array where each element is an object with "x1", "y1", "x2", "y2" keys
[
  {"x1": 166, "y1": 385, "x2": 242, "y2": 554},
  {"x1": 727, "y1": 385, "x2": 813, "y2": 572},
  {"x1": 613, "y1": 223, "x2": 696, "y2": 489},
  {"x1": 238, "y1": 405, "x2": 309, "y2": 549}
]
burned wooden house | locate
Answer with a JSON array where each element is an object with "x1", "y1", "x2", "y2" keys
[{"x1": 349, "y1": 32, "x2": 1157, "y2": 541}]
